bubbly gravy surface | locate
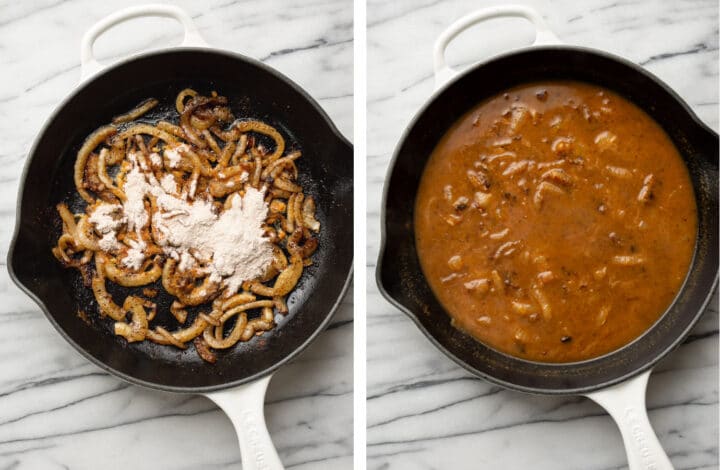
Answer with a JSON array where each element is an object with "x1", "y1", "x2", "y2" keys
[{"x1": 415, "y1": 81, "x2": 697, "y2": 362}]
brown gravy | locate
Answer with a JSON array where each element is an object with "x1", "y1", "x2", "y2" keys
[{"x1": 415, "y1": 81, "x2": 697, "y2": 362}]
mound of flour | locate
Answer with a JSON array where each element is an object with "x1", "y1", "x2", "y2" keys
[{"x1": 89, "y1": 152, "x2": 273, "y2": 294}]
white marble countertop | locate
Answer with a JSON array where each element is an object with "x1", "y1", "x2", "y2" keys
[
  {"x1": 367, "y1": 1, "x2": 718, "y2": 469},
  {"x1": 0, "y1": 1, "x2": 352, "y2": 469}
]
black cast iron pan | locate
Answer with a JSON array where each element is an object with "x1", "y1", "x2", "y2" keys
[
  {"x1": 7, "y1": 6, "x2": 352, "y2": 470},
  {"x1": 376, "y1": 6, "x2": 717, "y2": 470}
]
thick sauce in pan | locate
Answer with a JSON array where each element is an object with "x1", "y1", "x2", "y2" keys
[{"x1": 415, "y1": 81, "x2": 697, "y2": 362}]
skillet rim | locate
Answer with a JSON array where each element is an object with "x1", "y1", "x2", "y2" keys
[
  {"x1": 376, "y1": 43, "x2": 719, "y2": 395},
  {"x1": 8, "y1": 46, "x2": 354, "y2": 394}
]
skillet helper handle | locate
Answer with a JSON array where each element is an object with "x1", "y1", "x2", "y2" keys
[
  {"x1": 206, "y1": 375, "x2": 284, "y2": 470},
  {"x1": 80, "y1": 3, "x2": 207, "y2": 82},
  {"x1": 585, "y1": 370, "x2": 673, "y2": 470},
  {"x1": 433, "y1": 4, "x2": 561, "y2": 89}
]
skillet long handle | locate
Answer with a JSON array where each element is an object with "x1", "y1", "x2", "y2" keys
[
  {"x1": 79, "y1": 3, "x2": 208, "y2": 82},
  {"x1": 206, "y1": 375, "x2": 284, "y2": 470},
  {"x1": 585, "y1": 370, "x2": 674, "y2": 470},
  {"x1": 432, "y1": 4, "x2": 562, "y2": 89}
]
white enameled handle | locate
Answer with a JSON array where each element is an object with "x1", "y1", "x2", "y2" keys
[
  {"x1": 80, "y1": 3, "x2": 208, "y2": 81},
  {"x1": 432, "y1": 5, "x2": 561, "y2": 88},
  {"x1": 585, "y1": 370, "x2": 673, "y2": 470},
  {"x1": 206, "y1": 375, "x2": 284, "y2": 470}
]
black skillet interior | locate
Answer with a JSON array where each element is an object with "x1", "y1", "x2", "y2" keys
[
  {"x1": 377, "y1": 47, "x2": 719, "y2": 395},
  {"x1": 9, "y1": 49, "x2": 353, "y2": 393}
]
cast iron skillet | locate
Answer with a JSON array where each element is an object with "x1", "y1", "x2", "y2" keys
[
  {"x1": 377, "y1": 6, "x2": 717, "y2": 470},
  {"x1": 7, "y1": 6, "x2": 352, "y2": 470}
]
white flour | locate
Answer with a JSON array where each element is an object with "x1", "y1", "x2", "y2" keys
[
  {"x1": 160, "y1": 174, "x2": 177, "y2": 194},
  {"x1": 98, "y1": 232, "x2": 120, "y2": 252},
  {"x1": 124, "y1": 238, "x2": 147, "y2": 270},
  {"x1": 92, "y1": 152, "x2": 273, "y2": 294},
  {"x1": 88, "y1": 203, "x2": 125, "y2": 251},
  {"x1": 178, "y1": 250, "x2": 197, "y2": 271},
  {"x1": 88, "y1": 203, "x2": 125, "y2": 230},
  {"x1": 149, "y1": 152, "x2": 162, "y2": 166},
  {"x1": 122, "y1": 160, "x2": 151, "y2": 231},
  {"x1": 164, "y1": 143, "x2": 189, "y2": 169}
]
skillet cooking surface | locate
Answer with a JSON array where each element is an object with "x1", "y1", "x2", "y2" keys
[
  {"x1": 377, "y1": 47, "x2": 718, "y2": 394},
  {"x1": 9, "y1": 49, "x2": 353, "y2": 392}
]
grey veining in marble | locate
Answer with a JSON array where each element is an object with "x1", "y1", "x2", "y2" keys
[
  {"x1": 367, "y1": 1, "x2": 718, "y2": 469},
  {"x1": 0, "y1": 1, "x2": 352, "y2": 469}
]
